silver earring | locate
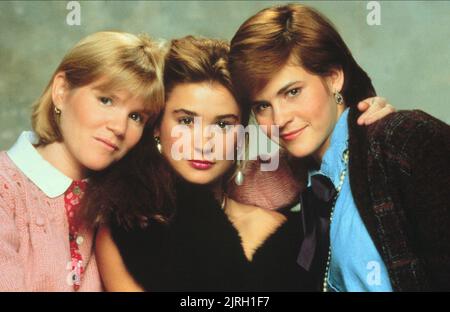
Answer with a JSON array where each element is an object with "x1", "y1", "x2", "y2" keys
[
  {"x1": 154, "y1": 136, "x2": 162, "y2": 154},
  {"x1": 234, "y1": 133, "x2": 247, "y2": 186},
  {"x1": 334, "y1": 91, "x2": 344, "y2": 105},
  {"x1": 234, "y1": 159, "x2": 244, "y2": 186},
  {"x1": 54, "y1": 106, "x2": 61, "y2": 115},
  {"x1": 220, "y1": 192, "x2": 227, "y2": 210}
]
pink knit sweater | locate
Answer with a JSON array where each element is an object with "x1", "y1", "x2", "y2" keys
[{"x1": 0, "y1": 150, "x2": 102, "y2": 291}]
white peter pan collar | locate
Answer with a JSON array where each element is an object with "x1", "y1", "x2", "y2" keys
[{"x1": 7, "y1": 131, "x2": 72, "y2": 198}]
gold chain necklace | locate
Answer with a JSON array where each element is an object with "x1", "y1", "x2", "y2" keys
[{"x1": 322, "y1": 149, "x2": 349, "y2": 292}]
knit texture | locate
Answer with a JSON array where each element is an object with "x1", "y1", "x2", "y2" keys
[
  {"x1": 0, "y1": 152, "x2": 102, "y2": 291},
  {"x1": 348, "y1": 108, "x2": 450, "y2": 291}
]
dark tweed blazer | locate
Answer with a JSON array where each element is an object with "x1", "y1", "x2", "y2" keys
[{"x1": 347, "y1": 107, "x2": 450, "y2": 291}]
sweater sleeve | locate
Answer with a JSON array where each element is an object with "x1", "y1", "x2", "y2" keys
[
  {"x1": 0, "y1": 178, "x2": 26, "y2": 291},
  {"x1": 227, "y1": 157, "x2": 305, "y2": 210},
  {"x1": 404, "y1": 111, "x2": 450, "y2": 290},
  {"x1": 373, "y1": 110, "x2": 450, "y2": 290}
]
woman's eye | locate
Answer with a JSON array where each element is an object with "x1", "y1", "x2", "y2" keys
[
  {"x1": 217, "y1": 121, "x2": 231, "y2": 130},
  {"x1": 99, "y1": 97, "x2": 113, "y2": 106},
  {"x1": 129, "y1": 113, "x2": 142, "y2": 123},
  {"x1": 254, "y1": 102, "x2": 270, "y2": 113},
  {"x1": 178, "y1": 117, "x2": 193, "y2": 125},
  {"x1": 286, "y1": 88, "x2": 301, "y2": 98}
]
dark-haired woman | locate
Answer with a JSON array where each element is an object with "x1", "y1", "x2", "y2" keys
[{"x1": 82, "y1": 34, "x2": 395, "y2": 291}]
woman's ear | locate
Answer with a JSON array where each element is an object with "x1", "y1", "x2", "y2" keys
[
  {"x1": 153, "y1": 126, "x2": 160, "y2": 138},
  {"x1": 327, "y1": 67, "x2": 345, "y2": 93},
  {"x1": 51, "y1": 72, "x2": 68, "y2": 111}
]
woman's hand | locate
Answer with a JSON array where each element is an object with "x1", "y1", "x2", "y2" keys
[{"x1": 357, "y1": 96, "x2": 396, "y2": 125}]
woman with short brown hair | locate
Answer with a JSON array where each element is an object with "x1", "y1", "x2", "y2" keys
[{"x1": 229, "y1": 3, "x2": 450, "y2": 291}]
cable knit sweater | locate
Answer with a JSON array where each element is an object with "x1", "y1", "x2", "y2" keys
[{"x1": 0, "y1": 133, "x2": 102, "y2": 291}]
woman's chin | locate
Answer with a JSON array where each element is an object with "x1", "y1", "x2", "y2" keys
[
  {"x1": 179, "y1": 173, "x2": 217, "y2": 186},
  {"x1": 283, "y1": 146, "x2": 312, "y2": 159}
]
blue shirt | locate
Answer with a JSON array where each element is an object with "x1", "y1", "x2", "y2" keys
[{"x1": 308, "y1": 109, "x2": 393, "y2": 292}]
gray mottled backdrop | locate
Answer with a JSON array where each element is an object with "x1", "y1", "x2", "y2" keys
[{"x1": 1, "y1": 1, "x2": 449, "y2": 149}]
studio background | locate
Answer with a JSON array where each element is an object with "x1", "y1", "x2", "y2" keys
[{"x1": 1, "y1": 0, "x2": 449, "y2": 149}]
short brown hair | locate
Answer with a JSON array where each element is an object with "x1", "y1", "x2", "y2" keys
[
  {"x1": 32, "y1": 31, "x2": 166, "y2": 145},
  {"x1": 229, "y1": 4, "x2": 376, "y2": 107}
]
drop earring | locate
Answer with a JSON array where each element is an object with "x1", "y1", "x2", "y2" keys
[
  {"x1": 154, "y1": 136, "x2": 162, "y2": 154},
  {"x1": 234, "y1": 159, "x2": 244, "y2": 186},
  {"x1": 234, "y1": 133, "x2": 247, "y2": 186},
  {"x1": 334, "y1": 91, "x2": 344, "y2": 105}
]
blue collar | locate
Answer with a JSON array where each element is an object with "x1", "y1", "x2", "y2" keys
[
  {"x1": 6, "y1": 131, "x2": 73, "y2": 198},
  {"x1": 309, "y1": 108, "x2": 350, "y2": 188}
]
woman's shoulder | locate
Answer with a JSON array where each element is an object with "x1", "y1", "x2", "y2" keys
[
  {"x1": 366, "y1": 110, "x2": 449, "y2": 146},
  {"x1": 349, "y1": 109, "x2": 450, "y2": 179},
  {"x1": 0, "y1": 151, "x2": 25, "y2": 198},
  {"x1": 0, "y1": 151, "x2": 32, "y2": 219},
  {"x1": 0, "y1": 151, "x2": 19, "y2": 176}
]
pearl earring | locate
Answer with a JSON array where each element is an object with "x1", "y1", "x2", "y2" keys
[
  {"x1": 154, "y1": 136, "x2": 162, "y2": 154},
  {"x1": 234, "y1": 134, "x2": 247, "y2": 186},
  {"x1": 235, "y1": 159, "x2": 245, "y2": 186}
]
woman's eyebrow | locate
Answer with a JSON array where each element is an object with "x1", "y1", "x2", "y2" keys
[
  {"x1": 173, "y1": 108, "x2": 198, "y2": 116},
  {"x1": 173, "y1": 109, "x2": 239, "y2": 122},
  {"x1": 276, "y1": 80, "x2": 302, "y2": 96},
  {"x1": 92, "y1": 87, "x2": 123, "y2": 102},
  {"x1": 215, "y1": 114, "x2": 239, "y2": 120},
  {"x1": 252, "y1": 99, "x2": 270, "y2": 108},
  {"x1": 252, "y1": 80, "x2": 303, "y2": 107}
]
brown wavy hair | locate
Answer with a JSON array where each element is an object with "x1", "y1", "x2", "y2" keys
[
  {"x1": 164, "y1": 35, "x2": 250, "y2": 126},
  {"x1": 228, "y1": 3, "x2": 376, "y2": 108},
  {"x1": 80, "y1": 35, "x2": 243, "y2": 230}
]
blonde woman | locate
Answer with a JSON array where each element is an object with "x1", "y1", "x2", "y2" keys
[{"x1": 0, "y1": 31, "x2": 165, "y2": 291}]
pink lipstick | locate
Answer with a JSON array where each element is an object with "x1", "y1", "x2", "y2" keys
[{"x1": 189, "y1": 160, "x2": 214, "y2": 170}]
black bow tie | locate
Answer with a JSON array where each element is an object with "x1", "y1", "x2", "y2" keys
[{"x1": 297, "y1": 174, "x2": 337, "y2": 274}]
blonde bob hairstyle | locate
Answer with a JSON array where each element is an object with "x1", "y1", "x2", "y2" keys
[{"x1": 31, "y1": 31, "x2": 166, "y2": 145}]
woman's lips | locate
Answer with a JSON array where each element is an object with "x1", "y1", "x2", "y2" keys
[
  {"x1": 94, "y1": 137, "x2": 119, "y2": 151},
  {"x1": 189, "y1": 160, "x2": 215, "y2": 170},
  {"x1": 280, "y1": 126, "x2": 307, "y2": 141}
]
